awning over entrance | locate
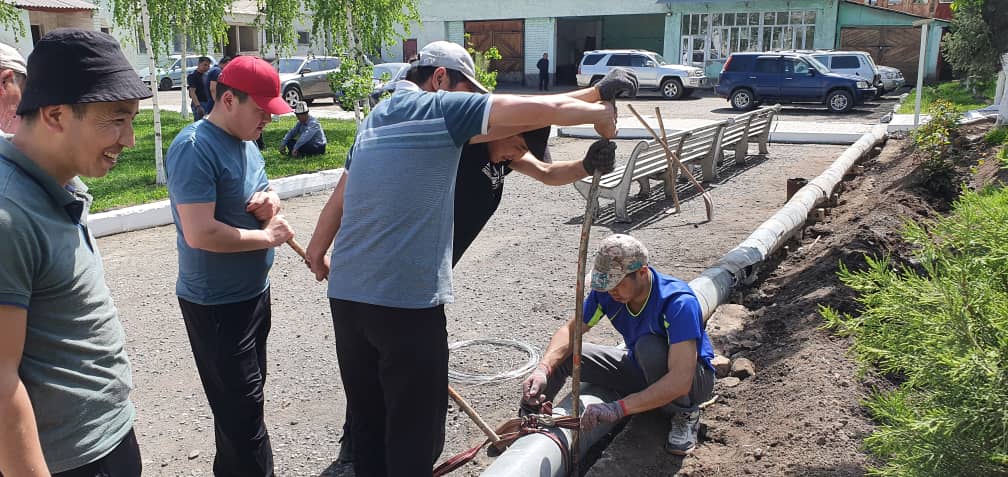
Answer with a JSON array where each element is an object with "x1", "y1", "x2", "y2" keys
[{"x1": 12, "y1": 0, "x2": 96, "y2": 10}]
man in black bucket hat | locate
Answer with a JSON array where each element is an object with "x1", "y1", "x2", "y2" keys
[{"x1": 0, "y1": 28, "x2": 150, "y2": 476}]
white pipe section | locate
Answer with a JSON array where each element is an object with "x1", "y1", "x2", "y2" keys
[
  {"x1": 481, "y1": 384, "x2": 621, "y2": 477},
  {"x1": 688, "y1": 124, "x2": 890, "y2": 320},
  {"x1": 480, "y1": 125, "x2": 889, "y2": 476}
]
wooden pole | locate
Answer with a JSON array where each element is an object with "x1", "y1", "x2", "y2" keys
[
  {"x1": 448, "y1": 385, "x2": 501, "y2": 444},
  {"x1": 655, "y1": 107, "x2": 681, "y2": 214},
  {"x1": 571, "y1": 169, "x2": 601, "y2": 476}
]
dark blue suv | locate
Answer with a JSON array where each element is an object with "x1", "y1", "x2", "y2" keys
[{"x1": 715, "y1": 52, "x2": 876, "y2": 113}]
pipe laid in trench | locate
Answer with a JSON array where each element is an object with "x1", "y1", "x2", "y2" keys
[
  {"x1": 479, "y1": 124, "x2": 890, "y2": 477},
  {"x1": 481, "y1": 384, "x2": 621, "y2": 477}
]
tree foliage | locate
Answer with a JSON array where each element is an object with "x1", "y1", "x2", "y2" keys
[
  {"x1": 258, "y1": 0, "x2": 302, "y2": 58},
  {"x1": 464, "y1": 33, "x2": 502, "y2": 92},
  {"x1": 108, "y1": 0, "x2": 229, "y2": 58},
  {"x1": 304, "y1": 0, "x2": 419, "y2": 60},
  {"x1": 941, "y1": 1, "x2": 1001, "y2": 81},
  {"x1": 822, "y1": 185, "x2": 1008, "y2": 476},
  {"x1": 0, "y1": 2, "x2": 24, "y2": 38}
]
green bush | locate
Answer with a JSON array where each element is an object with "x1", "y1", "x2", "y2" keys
[
  {"x1": 464, "y1": 33, "x2": 502, "y2": 92},
  {"x1": 910, "y1": 99, "x2": 963, "y2": 194},
  {"x1": 897, "y1": 79, "x2": 997, "y2": 114},
  {"x1": 821, "y1": 187, "x2": 1008, "y2": 477},
  {"x1": 985, "y1": 126, "x2": 1008, "y2": 146}
]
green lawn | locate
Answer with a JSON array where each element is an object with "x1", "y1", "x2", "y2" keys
[
  {"x1": 897, "y1": 79, "x2": 998, "y2": 114},
  {"x1": 83, "y1": 110, "x2": 357, "y2": 212}
]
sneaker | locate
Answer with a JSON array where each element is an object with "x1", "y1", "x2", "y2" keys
[{"x1": 666, "y1": 410, "x2": 700, "y2": 455}]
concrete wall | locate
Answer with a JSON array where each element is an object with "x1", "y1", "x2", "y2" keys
[
  {"x1": 524, "y1": 17, "x2": 555, "y2": 85},
  {"x1": 602, "y1": 14, "x2": 664, "y2": 54}
]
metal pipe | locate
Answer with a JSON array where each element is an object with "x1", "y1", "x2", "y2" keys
[{"x1": 481, "y1": 384, "x2": 621, "y2": 477}]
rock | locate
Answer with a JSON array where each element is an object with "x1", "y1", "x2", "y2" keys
[
  {"x1": 707, "y1": 304, "x2": 750, "y2": 355},
  {"x1": 731, "y1": 358, "x2": 756, "y2": 379},
  {"x1": 711, "y1": 355, "x2": 732, "y2": 378},
  {"x1": 816, "y1": 436, "x2": 827, "y2": 446},
  {"x1": 187, "y1": 450, "x2": 200, "y2": 460},
  {"x1": 720, "y1": 376, "x2": 741, "y2": 387}
]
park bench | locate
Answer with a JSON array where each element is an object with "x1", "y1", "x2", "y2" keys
[
  {"x1": 718, "y1": 104, "x2": 781, "y2": 165},
  {"x1": 573, "y1": 120, "x2": 728, "y2": 222}
]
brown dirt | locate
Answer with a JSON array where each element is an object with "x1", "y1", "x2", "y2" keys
[{"x1": 587, "y1": 121, "x2": 1003, "y2": 477}]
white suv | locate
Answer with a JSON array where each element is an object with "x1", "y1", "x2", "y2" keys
[
  {"x1": 809, "y1": 50, "x2": 882, "y2": 95},
  {"x1": 576, "y1": 49, "x2": 708, "y2": 99}
]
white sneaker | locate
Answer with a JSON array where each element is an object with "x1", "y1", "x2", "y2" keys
[{"x1": 666, "y1": 410, "x2": 700, "y2": 455}]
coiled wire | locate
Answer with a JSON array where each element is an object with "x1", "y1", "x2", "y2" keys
[{"x1": 447, "y1": 339, "x2": 540, "y2": 385}]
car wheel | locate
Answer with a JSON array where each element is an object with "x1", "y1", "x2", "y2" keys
[
  {"x1": 826, "y1": 90, "x2": 853, "y2": 113},
  {"x1": 729, "y1": 88, "x2": 755, "y2": 111},
  {"x1": 660, "y1": 78, "x2": 684, "y2": 99},
  {"x1": 588, "y1": 76, "x2": 604, "y2": 87},
  {"x1": 283, "y1": 86, "x2": 303, "y2": 109},
  {"x1": 159, "y1": 77, "x2": 173, "y2": 91}
]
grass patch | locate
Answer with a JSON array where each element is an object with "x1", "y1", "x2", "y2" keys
[
  {"x1": 897, "y1": 79, "x2": 997, "y2": 114},
  {"x1": 83, "y1": 110, "x2": 356, "y2": 212},
  {"x1": 821, "y1": 186, "x2": 1008, "y2": 476}
]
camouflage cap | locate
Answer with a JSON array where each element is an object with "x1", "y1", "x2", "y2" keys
[{"x1": 589, "y1": 234, "x2": 649, "y2": 292}]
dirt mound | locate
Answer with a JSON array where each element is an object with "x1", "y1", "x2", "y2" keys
[{"x1": 588, "y1": 124, "x2": 1003, "y2": 476}]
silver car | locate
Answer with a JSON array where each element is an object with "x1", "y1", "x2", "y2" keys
[
  {"x1": 576, "y1": 49, "x2": 707, "y2": 99},
  {"x1": 876, "y1": 65, "x2": 905, "y2": 95},
  {"x1": 137, "y1": 54, "x2": 216, "y2": 91},
  {"x1": 369, "y1": 62, "x2": 411, "y2": 106},
  {"x1": 276, "y1": 56, "x2": 343, "y2": 108}
]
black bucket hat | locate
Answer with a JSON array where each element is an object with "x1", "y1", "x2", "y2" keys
[
  {"x1": 522, "y1": 125, "x2": 552, "y2": 163},
  {"x1": 17, "y1": 28, "x2": 152, "y2": 115}
]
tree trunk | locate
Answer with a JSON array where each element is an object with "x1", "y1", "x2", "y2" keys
[
  {"x1": 180, "y1": 34, "x2": 189, "y2": 120},
  {"x1": 141, "y1": 1, "x2": 167, "y2": 185},
  {"x1": 998, "y1": 53, "x2": 1008, "y2": 127},
  {"x1": 345, "y1": 3, "x2": 364, "y2": 124}
]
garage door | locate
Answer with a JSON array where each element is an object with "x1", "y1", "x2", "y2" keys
[
  {"x1": 841, "y1": 27, "x2": 921, "y2": 83},
  {"x1": 465, "y1": 20, "x2": 524, "y2": 83}
]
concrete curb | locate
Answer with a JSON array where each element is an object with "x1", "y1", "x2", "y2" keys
[{"x1": 88, "y1": 168, "x2": 345, "y2": 238}]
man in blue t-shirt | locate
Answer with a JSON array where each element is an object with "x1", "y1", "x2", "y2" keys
[
  {"x1": 186, "y1": 56, "x2": 212, "y2": 121},
  {"x1": 203, "y1": 55, "x2": 230, "y2": 114},
  {"x1": 166, "y1": 55, "x2": 293, "y2": 476},
  {"x1": 522, "y1": 233, "x2": 716, "y2": 455},
  {"x1": 308, "y1": 40, "x2": 617, "y2": 476}
]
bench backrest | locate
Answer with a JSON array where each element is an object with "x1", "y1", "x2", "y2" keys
[
  {"x1": 678, "y1": 120, "x2": 729, "y2": 165},
  {"x1": 747, "y1": 104, "x2": 781, "y2": 139}
]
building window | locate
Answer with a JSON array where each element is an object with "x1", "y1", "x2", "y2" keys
[
  {"x1": 681, "y1": 9, "x2": 817, "y2": 65},
  {"x1": 238, "y1": 26, "x2": 258, "y2": 51},
  {"x1": 297, "y1": 31, "x2": 310, "y2": 45}
]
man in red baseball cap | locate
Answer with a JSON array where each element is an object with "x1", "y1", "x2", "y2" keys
[{"x1": 164, "y1": 55, "x2": 293, "y2": 476}]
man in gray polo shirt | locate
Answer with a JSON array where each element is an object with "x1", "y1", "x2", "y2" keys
[{"x1": 0, "y1": 29, "x2": 151, "y2": 476}]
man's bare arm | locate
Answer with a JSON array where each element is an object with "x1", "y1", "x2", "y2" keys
[
  {"x1": 509, "y1": 153, "x2": 589, "y2": 186},
  {"x1": 620, "y1": 340, "x2": 698, "y2": 415},
  {"x1": 305, "y1": 172, "x2": 348, "y2": 281},
  {"x1": 0, "y1": 305, "x2": 49, "y2": 476},
  {"x1": 478, "y1": 94, "x2": 616, "y2": 141},
  {"x1": 176, "y1": 202, "x2": 293, "y2": 253}
]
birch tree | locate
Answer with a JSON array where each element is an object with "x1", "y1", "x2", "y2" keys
[{"x1": 0, "y1": 3, "x2": 24, "y2": 38}]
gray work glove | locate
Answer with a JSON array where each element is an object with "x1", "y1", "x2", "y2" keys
[
  {"x1": 581, "y1": 400, "x2": 626, "y2": 431},
  {"x1": 521, "y1": 363, "x2": 550, "y2": 408},
  {"x1": 595, "y1": 67, "x2": 638, "y2": 101},
  {"x1": 582, "y1": 139, "x2": 617, "y2": 175}
]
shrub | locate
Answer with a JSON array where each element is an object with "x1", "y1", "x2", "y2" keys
[
  {"x1": 464, "y1": 33, "x2": 502, "y2": 92},
  {"x1": 821, "y1": 187, "x2": 1008, "y2": 476},
  {"x1": 911, "y1": 99, "x2": 963, "y2": 195},
  {"x1": 985, "y1": 126, "x2": 1008, "y2": 146}
]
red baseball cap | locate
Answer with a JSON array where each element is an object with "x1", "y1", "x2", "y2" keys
[{"x1": 217, "y1": 56, "x2": 292, "y2": 115}]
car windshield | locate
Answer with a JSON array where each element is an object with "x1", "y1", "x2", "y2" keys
[
  {"x1": 277, "y1": 58, "x2": 303, "y2": 74},
  {"x1": 805, "y1": 56, "x2": 829, "y2": 74},
  {"x1": 373, "y1": 64, "x2": 400, "y2": 80},
  {"x1": 651, "y1": 53, "x2": 671, "y2": 65},
  {"x1": 157, "y1": 57, "x2": 179, "y2": 70}
]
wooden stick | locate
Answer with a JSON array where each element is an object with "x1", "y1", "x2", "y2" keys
[
  {"x1": 448, "y1": 385, "x2": 501, "y2": 444},
  {"x1": 655, "y1": 107, "x2": 681, "y2": 214},
  {"x1": 626, "y1": 104, "x2": 714, "y2": 221},
  {"x1": 286, "y1": 238, "x2": 308, "y2": 262},
  {"x1": 571, "y1": 169, "x2": 602, "y2": 475}
]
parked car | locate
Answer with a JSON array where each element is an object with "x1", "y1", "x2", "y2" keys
[
  {"x1": 137, "y1": 54, "x2": 216, "y2": 91},
  {"x1": 369, "y1": 62, "x2": 410, "y2": 106},
  {"x1": 876, "y1": 65, "x2": 906, "y2": 95},
  {"x1": 808, "y1": 50, "x2": 882, "y2": 94},
  {"x1": 576, "y1": 49, "x2": 708, "y2": 99},
  {"x1": 715, "y1": 52, "x2": 876, "y2": 113},
  {"x1": 276, "y1": 56, "x2": 343, "y2": 108}
]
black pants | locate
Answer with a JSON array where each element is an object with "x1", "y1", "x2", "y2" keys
[
  {"x1": 47, "y1": 429, "x2": 141, "y2": 477},
  {"x1": 284, "y1": 139, "x2": 326, "y2": 156},
  {"x1": 179, "y1": 289, "x2": 274, "y2": 477},
  {"x1": 538, "y1": 73, "x2": 549, "y2": 91},
  {"x1": 330, "y1": 298, "x2": 448, "y2": 477}
]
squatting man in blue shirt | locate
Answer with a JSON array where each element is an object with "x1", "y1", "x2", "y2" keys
[
  {"x1": 280, "y1": 100, "x2": 327, "y2": 157},
  {"x1": 522, "y1": 233, "x2": 717, "y2": 455}
]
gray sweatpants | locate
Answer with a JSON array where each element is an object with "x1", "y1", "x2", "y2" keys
[{"x1": 544, "y1": 334, "x2": 715, "y2": 413}]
